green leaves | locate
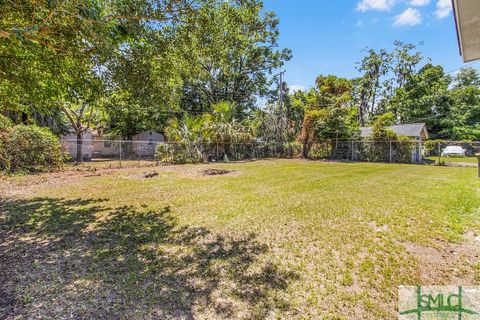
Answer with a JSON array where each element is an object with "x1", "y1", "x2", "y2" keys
[
  {"x1": 177, "y1": 0, "x2": 291, "y2": 112},
  {"x1": 0, "y1": 124, "x2": 62, "y2": 172},
  {"x1": 354, "y1": 42, "x2": 424, "y2": 125}
]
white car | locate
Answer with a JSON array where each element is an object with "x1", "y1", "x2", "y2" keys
[{"x1": 441, "y1": 146, "x2": 466, "y2": 157}]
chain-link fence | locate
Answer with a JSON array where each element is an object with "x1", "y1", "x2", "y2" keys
[
  {"x1": 62, "y1": 139, "x2": 159, "y2": 167},
  {"x1": 61, "y1": 139, "x2": 295, "y2": 166},
  {"x1": 308, "y1": 140, "x2": 480, "y2": 165},
  {"x1": 308, "y1": 140, "x2": 423, "y2": 163},
  {"x1": 61, "y1": 138, "x2": 479, "y2": 167}
]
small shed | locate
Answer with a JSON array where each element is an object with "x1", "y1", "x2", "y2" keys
[
  {"x1": 359, "y1": 123, "x2": 429, "y2": 162},
  {"x1": 133, "y1": 131, "x2": 165, "y2": 157},
  {"x1": 134, "y1": 131, "x2": 164, "y2": 143},
  {"x1": 359, "y1": 123, "x2": 429, "y2": 141}
]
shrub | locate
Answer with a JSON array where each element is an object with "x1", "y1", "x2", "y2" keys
[
  {"x1": 283, "y1": 141, "x2": 302, "y2": 158},
  {"x1": 393, "y1": 137, "x2": 416, "y2": 163},
  {"x1": 0, "y1": 125, "x2": 62, "y2": 173},
  {"x1": 423, "y1": 139, "x2": 442, "y2": 156},
  {"x1": 155, "y1": 143, "x2": 203, "y2": 164},
  {"x1": 353, "y1": 138, "x2": 417, "y2": 163},
  {"x1": 255, "y1": 142, "x2": 276, "y2": 158},
  {"x1": 355, "y1": 141, "x2": 389, "y2": 162},
  {"x1": 0, "y1": 114, "x2": 13, "y2": 131},
  {"x1": 308, "y1": 143, "x2": 330, "y2": 160}
]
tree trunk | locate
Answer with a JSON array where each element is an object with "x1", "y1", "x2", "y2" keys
[
  {"x1": 196, "y1": 142, "x2": 209, "y2": 163},
  {"x1": 358, "y1": 90, "x2": 367, "y2": 127},
  {"x1": 76, "y1": 131, "x2": 83, "y2": 162},
  {"x1": 302, "y1": 141, "x2": 312, "y2": 159},
  {"x1": 302, "y1": 143, "x2": 308, "y2": 158}
]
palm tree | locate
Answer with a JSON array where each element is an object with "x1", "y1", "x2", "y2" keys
[
  {"x1": 166, "y1": 102, "x2": 252, "y2": 163},
  {"x1": 209, "y1": 102, "x2": 251, "y2": 159},
  {"x1": 166, "y1": 114, "x2": 211, "y2": 162}
]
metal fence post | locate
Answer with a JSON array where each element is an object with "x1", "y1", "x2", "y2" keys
[
  {"x1": 119, "y1": 140, "x2": 122, "y2": 168},
  {"x1": 476, "y1": 153, "x2": 480, "y2": 177},
  {"x1": 418, "y1": 140, "x2": 422, "y2": 163},
  {"x1": 60, "y1": 137, "x2": 64, "y2": 170},
  {"x1": 389, "y1": 141, "x2": 392, "y2": 163},
  {"x1": 438, "y1": 142, "x2": 441, "y2": 164},
  {"x1": 351, "y1": 140, "x2": 354, "y2": 161}
]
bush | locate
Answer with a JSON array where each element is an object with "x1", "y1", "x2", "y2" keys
[
  {"x1": 423, "y1": 139, "x2": 442, "y2": 156},
  {"x1": 393, "y1": 137, "x2": 416, "y2": 163},
  {"x1": 283, "y1": 141, "x2": 302, "y2": 158},
  {"x1": 0, "y1": 125, "x2": 62, "y2": 173},
  {"x1": 354, "y1": 138, "x2": 417, "y2": 163},
  {"x1": 308, "y1": 143, "x2": 330, "y2": 160},
  {"x1": 0, "y1": 114, "x2": 13, "y2": 131},
  {"x1": 155, "y1": 143, "x2": 203, "y2": 164}
]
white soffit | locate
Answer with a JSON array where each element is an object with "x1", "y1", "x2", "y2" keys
[{"x1": 453, "y1": 0, "x2": 480, "y2": 62}]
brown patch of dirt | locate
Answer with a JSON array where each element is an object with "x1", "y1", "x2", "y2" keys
[
  {"x1": 84, "y1": 173, "x2": 102, "y2": 177},
  {"x1": 127, "y1": 171, "x2": 159, "y2": 179},
  {"x1": 368, "y1": 221, "x2": 390, "y2": 233},
  {"x1": 404, "y1": 233, "x2": 480, "y2": 285},
  {"x1": 444, "y1": 162, "x2": 477, "y2": 168},
  {"x1": 203, "y1": 169, "x2": 234, "y2": 176},
  {"x1": 0, "y1": 168, "x2": 122, "y2": 198}
]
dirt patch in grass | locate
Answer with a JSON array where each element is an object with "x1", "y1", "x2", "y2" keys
[
  {"x1": 404, "y1": 232, "x2": 480, "y2": 284},
  {"x1": 127, "y1": 171, "x2": 160, "y2": 179},
  {"x1": 0, "y1": 166, "x2": 160, "y2": 197},
  {"x1": 446, "y1": 163, "x2": 477, "y2": 168},
  {"x1": 203, "y1": 168, "x2": 234, "y2": 176},
  {"x1": 0, "y1": 170, "x2": 112, "y2": 198}
]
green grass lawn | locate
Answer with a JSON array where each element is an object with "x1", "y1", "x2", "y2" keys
[
  {"x1": 1, "y1": 160, "x2": 480, "y2": 319},
  {"x1": 426, "y1": 156, "x2": 478, "y2": 164}
]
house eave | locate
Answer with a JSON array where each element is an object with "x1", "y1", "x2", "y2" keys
[{"x1": 452, "y1": 0, "x2": 480, "y2": 62}]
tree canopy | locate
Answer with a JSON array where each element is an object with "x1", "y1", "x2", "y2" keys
[
  {"x1": 1, "y1": 1, "x2": 480, "y2": 150},
  {"x1": 1, "y1": 0, "x2": 290, "y2": 137}
]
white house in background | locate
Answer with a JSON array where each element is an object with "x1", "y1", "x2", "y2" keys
[
  {"x1": 132, "y1": 131, "x2": 165, "y2": 157},
  {"x1": 91, "y1": 130, "x2": 120, "y2": 158},
  {"x1": 62, "y1": 130, "x2": 94, "y2": 161},
  {"x1": 359, "y1": 123, "x2": 429, "y2": 141},
  {"x1": 91, "y1": 130, "x2": 165, "y2": 158},
  {"x1": 63, "y1": 130, "x2": 164, "y2": 160},
  {"x1": 134, "y1": 130, "x2": 164, "y2": 143}
]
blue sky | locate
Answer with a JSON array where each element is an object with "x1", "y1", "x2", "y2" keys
[{"x1": 262, "y1": 0, "x2": 480, "y2": 91}]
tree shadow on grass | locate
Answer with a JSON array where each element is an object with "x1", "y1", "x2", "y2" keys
[{"x1": 0, "y1": 197, "x2": 297, "y2": 319}]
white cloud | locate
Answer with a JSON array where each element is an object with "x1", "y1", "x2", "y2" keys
[
  {"x1": 435, "y1": 0, "x2": 452, "y2": 19},
  {"x1": 289, "y1": 85, "x2": 306, "y2": 93},
  {"x1": 357, "y1": 0, "x2": 396, "y2": 12},
  {"x1": 393, "y1": 7, "x2": 422, "y2": 26},
  {"x1": 409, "y1": 0, "x2": 430, "y2": 6}
]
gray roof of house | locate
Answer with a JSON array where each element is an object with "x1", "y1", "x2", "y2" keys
[{"x1": 360, "y1": 123, "x2": 428, "y2": 138}]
